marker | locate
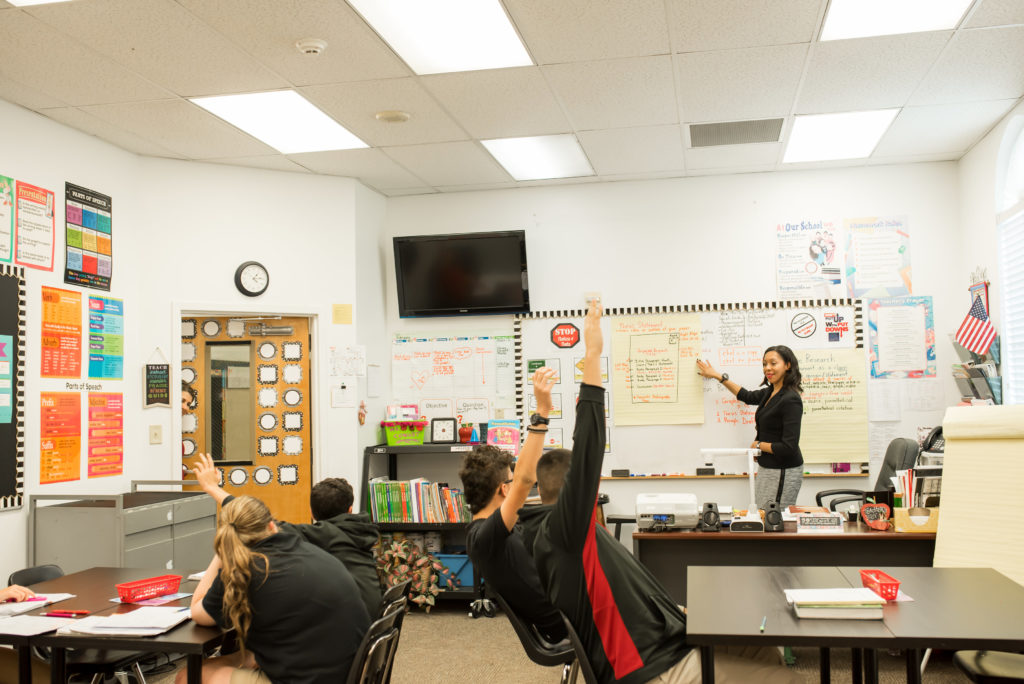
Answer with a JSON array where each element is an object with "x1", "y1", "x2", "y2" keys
[
  {"x1": 44, "y1": 610, "x2": 89, "y2": 617},
  {"x1": 759, "y1": 615, "x2": 767, "y2": 632},
  {"x1": 4, "y1": 596, "x2": 45, "y2": 603}
]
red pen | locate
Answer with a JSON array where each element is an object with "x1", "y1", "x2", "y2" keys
[{"x1": 43, "y1": 610, "x2": 89, "y2": 617}]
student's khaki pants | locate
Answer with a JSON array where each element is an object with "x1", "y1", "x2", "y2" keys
[{"x1": 646, "y1": 645, "x2": 802, "y2": 684}]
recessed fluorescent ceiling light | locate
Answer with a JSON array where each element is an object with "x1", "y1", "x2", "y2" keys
[
  {"x1": 482, "y1": 135, "x2": 594, "y2": 181},
  {"x1": 821, "y1": 0, "x2": 972, "y2": 41},
  {"x1": 783, "y1": 110, "x2": 899, "y2": 164},
  {"x1": 348, "y1": 0, "x2": 532, "y2": 75},
  {"x1": 190, "y1": 90, "x2": 367, "y2": 154}
]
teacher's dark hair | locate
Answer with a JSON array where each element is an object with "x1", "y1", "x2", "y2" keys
[{"x1": 762, "y1": 345, "x2": 802, "y2": 393}]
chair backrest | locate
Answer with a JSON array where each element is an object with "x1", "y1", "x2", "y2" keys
[
  {"x1": 562, "y1": 615, "x2": 599, "y2": 684},
  {"x1": 347, "y1": 597, "x2": 406, "y2": 684},
  {"x1": 378, "y1": 579, "x2": 411, "y2": 617},
  {"x1": 492, "y1": 593, "x2": 575, "y2": 668},
  {"x1": 874, "y1": 437, "x2": 919, "y2": 490},
  {"x1": 8, "y1": 564, "x2": 63, "y2": 587}
]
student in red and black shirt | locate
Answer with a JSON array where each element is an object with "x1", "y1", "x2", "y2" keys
[{"x1": 520, "y1": 301, "x2": 799, "y2": 684}]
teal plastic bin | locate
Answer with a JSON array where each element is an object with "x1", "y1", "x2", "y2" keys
[{"x1": 435, "y1": 553, "x2": 472, "y2": 589}]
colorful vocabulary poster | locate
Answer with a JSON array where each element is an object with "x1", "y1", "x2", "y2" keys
[
  {"x1": 844, "y1": 216, "x2": 911, "y2": 298},
  {"x1": 65, "y1": 183, "x2": 112, "y2": 290},
  {"x1": 40, "y1": 392, "x2": 81, "y2": 484},
  {"x1": 867, "y1": 296, "x2": 936, "y2": 379},
  {"x1": 0, "y1": 334, "x2": 12, "y2": 423},
  {"x1": 41, "y1": 286, "x2": 82, "y2": 378},
  {"x1": 88, "y1": 392, "x2": 123, "y2": 478},
  {"x1": 88, "y1": 296, "x2": 123, "y2": 379},
  {"x1": 0, "y1": 175, "x2": 13, "y2": 263},
  {"x1": 775, "y1": 218, "x2": 844, "y2": 298},
  {"x1": 14, "y1": 181, "x2": 55, "y2": 271}
]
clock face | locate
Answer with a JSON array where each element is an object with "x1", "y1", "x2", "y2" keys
[
  {"x1": 432, "y1": 418, "x2": 456, "y2": 442},
  {"x1": 235, "y1": 261, "x2": 269, "y2": 296}
]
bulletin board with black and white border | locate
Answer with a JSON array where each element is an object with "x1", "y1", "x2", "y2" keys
[{"x1": 0, "y1": 264, "x2": 26, "y2": 510}]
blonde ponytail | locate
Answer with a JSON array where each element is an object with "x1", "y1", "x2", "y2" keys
[{"x1": 214, "y1": 496, "x2": 272, "y2": 654}]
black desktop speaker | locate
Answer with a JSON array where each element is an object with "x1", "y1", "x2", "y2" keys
[
  {"x1": 764, "y1": 501, "x2": 784, "y2": 532},
  {"x1": 698, "y1": 503, "x2": 721, "y2": 532}
]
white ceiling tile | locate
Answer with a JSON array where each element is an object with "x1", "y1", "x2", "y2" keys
[
  {"x1": 873, "y1": 99, "x2": 1018, "y2": 157},
  {"x1": 80, "y1": 99, "x2": 276, "y2": 159},
  {"x1": 504, "y1": 0, "x2": 669, "y2": 64},
  {"x1": 300, "y1": 79, "x2": 466, "y2": 147},
  {"x1": 26, "y1": 0, "x2": 287, "y2": 97},
  {"x1": 202, "y1": 156, "x2": 311, "y2": 174},
  {"x1": 684, "y1": 142, "x2": 781, "y2": 169},
  {"x1": 0, "y1": 9, "x2": 173, "y2": 105},
  {"x1": 0, "y1": 74, "x2": 68, "y2": 109},
  {"x1": 964, "y1": 0, "x2": 1024, "y2": 28},
  {"x1": 797, "y1": 32, "x2": 951, "y2": 114},
  {"x1": 675, "y1": 44, "x2": 807, "y2": 122},
  {"x1": 543, "y1": 56, "x2": 677, "y2": 130},
  {"x1": 175, "y1": 0, "x2": 409, "y2": 86},
  {"x1": 421, "y1": 67, "x2": 570, "y2": 139},
  {"x1": 909, "y1": 26, "x2": 1024, "y2": 105},
  {"x1": 40, "y1": 106, "x2": 185, "y2": 158},
  {"x1": 287, "y1": 148, "x2": 428, "y2": 190},
  {"x1": 383, "y1": 141, "x2": 512, "y2": 186},
  {"x1": 578, "y1": 125, "x2": 685, "y2": 175},
  {"x1": 667, "y1": 0, "x2": 823, "y2": 52}
]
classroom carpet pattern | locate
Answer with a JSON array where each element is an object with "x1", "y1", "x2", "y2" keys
[{"x1": 149, "y1": 603, "x2": 970, "y2": 683}]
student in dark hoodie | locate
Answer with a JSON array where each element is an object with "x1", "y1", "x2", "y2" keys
[
  {"x1": 518, "y1": 301, "x2": 799, "y2": 684},
  {"x1": 192, "y1": 454, "x2": 382, "y2": 617}
]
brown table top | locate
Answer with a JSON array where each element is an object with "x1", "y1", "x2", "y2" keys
[{"x1": 634, "y1": 520, "x2": 935, "y2": 540}]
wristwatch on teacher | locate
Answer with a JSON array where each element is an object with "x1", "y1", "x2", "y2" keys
[
  {"x1": 530, "y1": 413, "x2": 550, "y2": 427},
  {"x1": 719, "y1": 373, "x2": 729, "y2": 384}
]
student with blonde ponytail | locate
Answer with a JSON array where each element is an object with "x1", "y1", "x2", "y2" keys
[{"x1": 183, "y1": 495, "x2": 369, "y2": 684}]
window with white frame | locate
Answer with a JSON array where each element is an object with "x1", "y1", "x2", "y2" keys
[{"x1": 998, "y1": 123, "x2": 1024, "y2": 405}]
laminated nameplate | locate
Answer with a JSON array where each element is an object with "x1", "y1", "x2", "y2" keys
[{"x1": 796, "y1": 512, "x2": 844, "y2": 534}]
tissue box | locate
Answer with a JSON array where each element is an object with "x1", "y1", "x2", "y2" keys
[{"x1": 893, "y1": 507, "x2": 939, "y2": 533}]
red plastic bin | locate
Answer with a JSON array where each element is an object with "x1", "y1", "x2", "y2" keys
[
  {"x1": 860, "y1": 569, "x2": 900, "y2": 601},
  {"x1": 116, "y1": 575, "x2": 182, "y2": 602}
]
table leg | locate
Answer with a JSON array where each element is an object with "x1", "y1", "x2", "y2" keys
[
  {"x1": 700, "y1": 645, "x2": 715, "y2": 684},
  {"x1": 851, "y1": 648, "x2": 862, "y2": 684},
  {"x1": 905, "y1": 649, "x2": 921, "y2": 684},
  {"x1": 187, "y1": 653, "x2": 203, "y2": 684},
  {"x1": 863, "y1": 649, "x2": 878, "y2": 684},
  {"x1": 17, "y1": 646, "x2": 30, "y2": 684},
  {"x1": 818, "y1": 647, "x2": 831, "y2": 684},
  {"x1": 50, "y1": 647, "x2": 65, "y2": 684}
]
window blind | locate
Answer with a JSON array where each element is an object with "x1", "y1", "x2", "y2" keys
[{"x1": 998, "y1": 208, "x2": 1024, "y2": 404}]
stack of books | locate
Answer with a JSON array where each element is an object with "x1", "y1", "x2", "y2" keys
[
  {"x1": 784, "y1": 587, "x2": 886, "y2": 620},
  {"x1": 367, "y1": 477, "x2": 471, "y2": 524}
]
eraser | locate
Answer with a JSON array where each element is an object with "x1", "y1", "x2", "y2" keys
[{"x1": 611, "y1": 469, "x2": 630, "y2": 477}]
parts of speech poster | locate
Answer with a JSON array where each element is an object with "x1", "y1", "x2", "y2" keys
[
  {"x1": 41, "y1": 286, "x2": 82, "y2": 379},
  {"x1": 40, "y1": 392, "x2": 81, "y2": 484},
  {"x1": 0, "y1": 175, "x2": 13, "y2": 263},
  {"x1": 88, "y1": 296, "x2": 123, "y2": 379},
  {"x1": 65, "y1": 183, "x2": 112, "y2": 290},
  {"x1": 88, "y1": 392, "x2": 123, "y2": 478},
  {"x1": 14, "y1": 181, "x2": 54, "y2": 271}
]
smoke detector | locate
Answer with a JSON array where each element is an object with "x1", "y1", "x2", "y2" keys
[
  {"x1": 375, "y1": 110, "x2": 411, "y2": 124},
  {"x1": 295, "y1": 38, "x2": 327, "y2": 56}
]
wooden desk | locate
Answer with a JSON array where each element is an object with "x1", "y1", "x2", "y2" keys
[
  {"x1": 686, "y1": 565, "x2": 1024, "y2": 684},
  {"x1": 633, "y1": 521, "x2": 936, "y2": 604},
  {"x1": 25, "y1": 567, "x2": 226, "y2": 684}
]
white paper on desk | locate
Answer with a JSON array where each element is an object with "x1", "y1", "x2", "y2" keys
[
  {"x1": 784, "y1": 588, "x2": 886, "y2": 605},
  {"x1": 98, "y1": 606, "x2": 191, "y2": 630},
  {"x1": 59, "y1": 616, "x2": 167, "y2": 637},
  {"x1": 187, "y1": 571, "x2": 205, "y2": 581},
  {"x1": 0, "y1": 593, "x2": 75, "y2": 616},
  {"x1": 0, "y1": 615, "x2": 74, "y2": 636}
]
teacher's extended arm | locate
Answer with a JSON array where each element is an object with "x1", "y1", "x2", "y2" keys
[{"x1": 696, "y1": 358, "x2": 742, "y2": 397}]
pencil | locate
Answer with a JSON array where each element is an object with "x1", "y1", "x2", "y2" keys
[{"x1": 759, "y1": 615, "x2": 767, "y2": 632}]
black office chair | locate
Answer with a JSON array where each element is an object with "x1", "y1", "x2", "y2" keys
[
  {"x1": 816, "y1": 437, "x2": 919, "y2": 511},
  {"x1": 954, "y1": 650, "x2": 1024, "y2": 683},
  {"x1": 8, "y1": 564, "x2": 151, "y2": 684},
  {"x1": 561, "y1": 616, "x2": 599, "y2": 684},
  {"x1": 491, "y1": 593, "x2": 578, "y2": 684},
  {"x1": 346, "y1": 597, "x2": 406, "y2": 684}
]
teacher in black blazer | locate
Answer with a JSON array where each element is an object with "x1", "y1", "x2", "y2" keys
[{"x1": 697, "y1": 345, "x2": 804, "y2": 509}]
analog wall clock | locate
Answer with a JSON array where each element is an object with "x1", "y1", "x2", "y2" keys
[{"x1": 234, "y1": 261, "x2": 269, "y2": 297}]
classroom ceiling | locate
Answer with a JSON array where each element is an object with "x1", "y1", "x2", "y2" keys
[{"x1": 0, "y1": 0, "x2": 1022, "y2": 196}]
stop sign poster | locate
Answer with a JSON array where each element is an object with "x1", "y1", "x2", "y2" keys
[{"x1": 551, "y1": 322, "x2": 579, "y2": 348}]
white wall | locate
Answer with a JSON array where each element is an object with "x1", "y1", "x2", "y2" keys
[{"x1": 0, "y1": 100, "x2": 370, "y2": 580}]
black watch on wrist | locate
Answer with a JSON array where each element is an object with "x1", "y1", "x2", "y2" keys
[
  {"x1": 529, "y1": 413, "x2": 550, "y2": 426},
  {"x1": 719, "y1": 373, "x2": 729, "y2": 384}
]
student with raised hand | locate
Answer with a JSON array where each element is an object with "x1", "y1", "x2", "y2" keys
[
  {"x1": 459, "y1": 365, "x2": 567, "y2": 644},
  {"x1": 520, "y1": 300, "x2": 799, "y2": 684},
  {"x1": 183, "y1": 495, "x2": 369, "y2": 684},
  {"x1": 697, "y1": 345, "x2": 804, "y2": 509},
  {"x1": 192, "y1": 455, "x2": 381, "y2": 617}
]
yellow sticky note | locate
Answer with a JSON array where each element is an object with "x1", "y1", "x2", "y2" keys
[{"x1": 332, "y1": 304, "x2": 352, "y2": 325}]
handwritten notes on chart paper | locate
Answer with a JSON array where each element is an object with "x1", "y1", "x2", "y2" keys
[
  {"x1": 796, "y1": 348, "x2": 868, "y2": 464},
  {"x1": 611, "y1": 313, "x2": 703, "y2": 425}
]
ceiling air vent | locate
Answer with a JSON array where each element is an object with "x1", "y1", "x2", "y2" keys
[{"x1": 689, "y1": 118, "x2": 784, "y2": 147}]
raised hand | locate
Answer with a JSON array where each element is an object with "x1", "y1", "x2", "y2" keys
[
  {"x1": 532, "y1": 367, "x2": 557, "y2": 415},
  {"x1": 696, "y1": 358, "x2": 719, "y2": 380}
]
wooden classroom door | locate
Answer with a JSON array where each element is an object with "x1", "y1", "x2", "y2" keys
[{"x1": 181, "y1": 315, "x2": 312, "y2": 523}]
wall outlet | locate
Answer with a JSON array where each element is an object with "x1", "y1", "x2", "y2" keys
[{"x1": 149, "y1": 425, "x2": 163, "y2": 445}]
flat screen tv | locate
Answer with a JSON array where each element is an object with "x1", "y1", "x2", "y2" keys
[{"x1": 393, "y1": 230, "x2": 530, "y2": 317}]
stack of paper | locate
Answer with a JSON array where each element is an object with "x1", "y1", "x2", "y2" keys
[
  {"x1": 0, "y1": 615, "x2": 75, "y2": 636},
  {"x1": 58, "y1": 607, "x2": 191, "y2": 637},
  {"x1": 0, "y1": 593, "x2": 75, "y2": 617},
  {"x1": 785, "y1": 587, "x2": 886, "y2": 620}
]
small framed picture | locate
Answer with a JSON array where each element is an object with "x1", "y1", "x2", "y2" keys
[{"x1": 431, "y1": 417, "x2": 457, "y2": 443}]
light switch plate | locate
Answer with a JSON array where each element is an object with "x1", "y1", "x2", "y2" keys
[{"x1": 149, "y1": 425, "x2": 163, "y2": 445}]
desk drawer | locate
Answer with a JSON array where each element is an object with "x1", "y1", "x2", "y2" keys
[
  {"x1": 124, "y1": 503, "x2": 174, "y2": 534},
  {"x1": 174, "y1": 496, "x2": 216, "y2": 523}
]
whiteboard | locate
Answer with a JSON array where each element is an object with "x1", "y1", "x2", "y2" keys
[{"x1": 516, "y1": 300, "x2": 866, "y2": 474}]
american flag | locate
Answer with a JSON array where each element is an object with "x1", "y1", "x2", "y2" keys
[{"x1": 955, "y1": 296, "x2": 997, "y2": 355}]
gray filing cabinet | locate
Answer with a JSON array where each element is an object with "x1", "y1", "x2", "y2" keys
[{"x1": 29, "y1": 491, "x2": 216, "y2": 574}]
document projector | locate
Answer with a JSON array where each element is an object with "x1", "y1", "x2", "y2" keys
[{"x1": 636, "y1": 493, "x2": 699, "y2": 531}]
